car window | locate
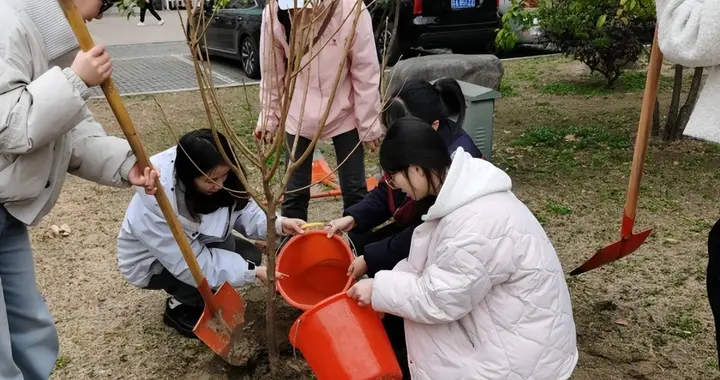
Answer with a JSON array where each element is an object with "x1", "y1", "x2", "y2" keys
[{"x1": 228, "y1": 0, "x2": 257, "y2": 9}]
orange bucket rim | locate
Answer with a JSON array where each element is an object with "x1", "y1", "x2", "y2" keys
[
  {"x1": 276, "y1": 230, "x2": 355, "y2": 310},
  {"x1": 289, "y1": 291, "x2": 354, "y2": 345}
]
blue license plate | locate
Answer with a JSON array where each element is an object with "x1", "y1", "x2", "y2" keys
[{"x1": 451, "y1": 0, "x2": 475, "y2": 9}]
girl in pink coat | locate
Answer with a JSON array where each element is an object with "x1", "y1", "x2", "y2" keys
[
  {"x1": 348, "y1": 117, "x2": 578, "y2": 379},
  {"x1": 255, "y1": 0, "x2": 384, "y2": 221}
]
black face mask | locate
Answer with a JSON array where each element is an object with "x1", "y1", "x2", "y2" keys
[{"x1": 99, "y1": 0, "x2": 115, "y2": 14}]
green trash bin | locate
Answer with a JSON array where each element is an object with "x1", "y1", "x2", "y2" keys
[{"x1": 456, "y1": 81, "x2": 501, "y2": 162}]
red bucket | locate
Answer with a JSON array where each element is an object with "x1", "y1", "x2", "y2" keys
[
  {"x1": 276, "y1": 230, "x2": 354, "y2": 310},
  {"x1": 289, "y1": 293, "x2": 402, "y2": 380}
]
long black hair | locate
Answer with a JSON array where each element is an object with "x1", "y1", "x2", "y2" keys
[
  {"x1": 175, "y1": 129, "x2": 248, "y2": 218},
  {"x1": 383, "y1": 78, "x2": 466, "y2": 137},
  {"x1": 379, "y1": 116, "x2": 452, "y2": 200}
]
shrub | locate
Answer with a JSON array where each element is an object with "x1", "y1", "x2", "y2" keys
[{"x1": 497, "y1": 0, "x2": 656, "y2": 87}]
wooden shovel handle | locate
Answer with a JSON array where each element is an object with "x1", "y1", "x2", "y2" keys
[
  {"x1": 624, "y1": 27, "x2": 664, "y2": 224},
  {"x1": 59, "y1": 1, "x2": 220, "y2": 313}
]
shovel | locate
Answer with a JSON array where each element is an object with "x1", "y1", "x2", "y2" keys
[
  {"x1": 570, "y1": 27, "x2": 663, "y2": 276},
  {"x1": 60, "y1": 1, "x2": 248, "y2": 364}
]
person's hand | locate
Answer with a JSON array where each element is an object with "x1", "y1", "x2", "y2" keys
[
  {"x1": 71, "y1": 45, "x2": 112, "y2": 87},
  {"x1": 256, "y1": 266, "x2": 289, "y2": 285},
  {"x1": 325, "y1": 215, "x2": 356, "y2": 238},
  {"x1": 364, "y1": 138, "x2": 382, "y2": 153},
  {"x1": 128, "y1": 164, "x2": 159, "y2": 195},
  {"x1": 254, "y1": 129, "x2": 275, "y2": 144},
  {"x1": 281, "y1": 218, "x2": 306, "y2": 235},
  {"x1": 347, "y1": 278, "x2": 374, "y2": 307},
  {"x1": 347, "y1": 255, "x2": 368, "y2": 279}
]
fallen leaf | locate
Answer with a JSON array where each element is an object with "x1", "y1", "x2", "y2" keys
[
  {"x1": 48, "y1": 225, "x2": 61, "y2": 238},
  {"x1": 614, "y1": 319, "x2": 629, "y2": 326},
  {"x1": 59, "y1": 224, "x2": 72, "y2": 237}
]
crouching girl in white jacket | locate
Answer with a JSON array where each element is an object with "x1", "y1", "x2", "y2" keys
[
  {"x1": 117, "y1": 129, "x2": 305, "y2": 338},
  {"x1": 347, "y1": 117, "x2": 578, "y2": 379}
]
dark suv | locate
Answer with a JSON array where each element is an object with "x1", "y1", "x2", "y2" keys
[{"x1": 368, "y1": 0, "x2": 500, "y2": 64}]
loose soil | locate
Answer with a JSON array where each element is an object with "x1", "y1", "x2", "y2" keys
[{"x1": 41, "y1": 56, "x2": 720, "y2": 379}]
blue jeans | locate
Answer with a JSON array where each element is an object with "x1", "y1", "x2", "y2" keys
[{"x1": 0, "y1": 206, "x2": 59, "y2": 380}]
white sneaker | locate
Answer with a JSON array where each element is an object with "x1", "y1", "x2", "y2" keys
[
  {"x1": 137, "y1": 22, "x2": 145, "y2": 26},
  {"x1": 158, "y1": 19, "x2": 165, "y2": 26}
]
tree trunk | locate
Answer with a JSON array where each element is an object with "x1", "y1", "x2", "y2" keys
[
  {"x1": 264, "y1": 204, "x2": 279, "y2": 371},
  {"x1": 652, "y1": 97, "x2": 661, "y2": 137},
  {"x1": 663, "y1": 64, "x2": 683, "y2": 141},
  {"x1": 676, "y1": 67, "x2": 705, "y2": 138}
]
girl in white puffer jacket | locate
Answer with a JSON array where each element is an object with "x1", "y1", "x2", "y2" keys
[{"x1": 348, "y1": 116, "x2": 579, "y2": 379}]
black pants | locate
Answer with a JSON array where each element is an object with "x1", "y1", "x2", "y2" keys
[
  {"x1": 144, "y1": 236, "x2": 262, "y2": 306},
  {"x1": 282, "y1": 129, "x2": 367, "y2": 221},
  {"x1": 350, "y1": 224, "x2": 411, "y2": 379},
  {"x1": 707, "y1": 218, "x2": 720, "y2": 365},
  {"x1": 140, "y1": 3, "x2": 162, "y2": 22}
]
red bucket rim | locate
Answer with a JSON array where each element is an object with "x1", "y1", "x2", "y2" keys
[{"x1": 276, "y1": 231, "x2": 354, "y2": 310}]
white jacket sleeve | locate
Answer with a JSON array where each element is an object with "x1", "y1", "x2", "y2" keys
[
  {"x1": 656, "y1": 0, "x2": 720, "y2": 67},
  {"x1": 371, "y1": 243, "x2": 493, "y2": 324},
  {"x1": 133, "y1": 202, "x2": 257, "y2": 288},
  {"x1": 0, "y1": 23, "x2": 90, "y2": 154},
  {"x1": 233, "y1": 199, "x2": 284, "y2": 241}
]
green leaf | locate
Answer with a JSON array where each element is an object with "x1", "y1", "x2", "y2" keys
[{"x1": 596, "y1": 14, "x2": 607, "y2": 28}]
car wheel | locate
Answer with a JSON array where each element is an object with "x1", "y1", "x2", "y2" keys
[
  {"x1": 240, "y1": 36, "x2": 261, "y2": 80},
  {"x1": 376, "y1": 20, "x2": 401, "y2": 66}
]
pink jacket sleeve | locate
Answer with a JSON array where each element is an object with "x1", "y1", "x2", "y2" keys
[
  {"x1": 348, "y1": 3, "x2": 384, "y2": 142},
  {"x1": 256, "y1": 7, "x2": 286, "y2": 136}
]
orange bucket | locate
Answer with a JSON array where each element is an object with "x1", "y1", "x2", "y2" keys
[
  {"x1": 289, "y1": 293, "x2": 402, "y2": 380},
  {"x1": 276, "y1": 230, "x2": 355, "y2": 310}
]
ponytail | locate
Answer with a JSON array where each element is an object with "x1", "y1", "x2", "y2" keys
[{"x1": 433, "y1": 77, "x2": 466, "y2": 131}]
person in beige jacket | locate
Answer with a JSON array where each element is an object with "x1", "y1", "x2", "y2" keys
[
  {"x1": 655, "y1": 0, "x2": 720, "y2": 366},
  {"x1": 0, "y1": 1, "x2": 157, "y2": 379}
]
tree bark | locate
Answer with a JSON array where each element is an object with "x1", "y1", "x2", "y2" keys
[
  {"x1": 676, "y1": 67, "x2": 705, "y2": 138},
  {"x1": 265, "y1": 205, "x2": 279, "y2": 371},
  {"x1": 652, "y1": 97, "x2": 661, "y2": 137},
  {"x1": 663, "y1": 64, "x2": 683, "y2": 141}
]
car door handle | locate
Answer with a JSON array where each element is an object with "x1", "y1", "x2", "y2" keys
[{"x1": 236, "y1": 16, "x2": 243, "y2": 21}]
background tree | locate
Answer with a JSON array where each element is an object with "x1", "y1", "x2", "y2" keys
[{"x1": 497, "y1": 0, "x2": 656, "y2": 87}]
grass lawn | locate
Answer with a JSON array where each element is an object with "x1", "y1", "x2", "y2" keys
[{"x1": 41, "y1": 55, "x2": 720, "y2": 379}]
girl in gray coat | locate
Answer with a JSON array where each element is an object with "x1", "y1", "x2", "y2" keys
[
  {"x1": 117, "y1": 129, "x2": 306, "y2": 338},
  {"x1": 0, "y1": 1, "x2": 158, "y2": 379}
]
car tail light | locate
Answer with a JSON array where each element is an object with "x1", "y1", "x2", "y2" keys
[{"x1": 413, "y1": 0, "x2": 423, "y2": 15}]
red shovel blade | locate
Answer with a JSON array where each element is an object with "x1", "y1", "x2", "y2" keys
[
  {"x1": 193, "y1": 282, "x2": 247, "y2": 365},
  {"x1": 570, "y1": 228, "x2": 652, "y2": 276}
]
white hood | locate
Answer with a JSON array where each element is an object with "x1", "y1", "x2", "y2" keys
[{"x1": 424, "y1": 147, "x2": 512, "y2": 221}]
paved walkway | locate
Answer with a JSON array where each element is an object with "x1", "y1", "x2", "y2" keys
[
  {"x1": 88, "y1": 42, "x2": 256, "y2": 98},
  {"x1": 86, "y1": 12, "x2": 255, "y2": 98}
]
